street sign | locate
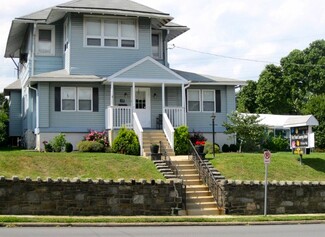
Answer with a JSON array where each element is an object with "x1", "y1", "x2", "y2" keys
[{"x1": 264, "y1": 150, "x2": 271, "y2": 164}]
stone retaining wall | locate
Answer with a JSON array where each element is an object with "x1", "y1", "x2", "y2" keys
[
  {"x1": 0, "y1": 177, "x2": 184, "y2": 216},
  {"x1": 223, "y1": 180, "x2": 325, "y2": 215}
]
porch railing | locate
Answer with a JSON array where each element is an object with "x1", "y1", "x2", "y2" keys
[
  {"x1": 162, "y1": 113, "x2": 174, "y2": 150},
  {"x1": 133, "y1": 113, "x2": 143, "y2": 156},
  {"x1": 165, "y1": 107, "x2": 185, "y2": 128},
  {"x1": 106, "y1": 106, "x2": 133, "y2": 129}
]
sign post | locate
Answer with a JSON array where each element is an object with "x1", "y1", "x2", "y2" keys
[{"x1": 263, "y1": 149, "x2": 271, "y2": 216}]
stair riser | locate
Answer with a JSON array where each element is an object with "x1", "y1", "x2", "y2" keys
[
  {"x1": 187, "y1": 210, "x2": 222, "y2": 216},
  {"x1": 187, "y1": 203, "x2": 218, "y2": 209}
]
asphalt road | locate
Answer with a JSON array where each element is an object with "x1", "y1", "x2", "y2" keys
[{"x1": 0, "y1": 224, "x2": 324, "y2": 237}]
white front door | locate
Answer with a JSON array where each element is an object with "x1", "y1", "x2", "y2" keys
[{"x1": 135, "y1": 88, "x2": 151, "y2": 128}]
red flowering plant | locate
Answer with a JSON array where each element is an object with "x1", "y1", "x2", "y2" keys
[
  {"x1": 190, "y1": 131, "x2": 207, "y2": 146},
  {"x1": 85, "y1": 130, "x2": 109, "y2": 147}
]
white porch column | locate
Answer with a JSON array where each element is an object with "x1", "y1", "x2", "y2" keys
[
  {"x1": 110, "y1": 82, "x2": 114, "y2": 106},
  {"x1": 132, "y1": 82, "x2": 136, "y2": 110},
  {"x1": 162, "y1": 83, "x2": 165, "y2": 115},
  {"x1": 182, "y1": 83, "x2": 186, "y2": 125}
]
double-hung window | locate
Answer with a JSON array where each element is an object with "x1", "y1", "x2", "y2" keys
[
  {"x1": 62, "y1": 87, "x2": 76, "y2": 111},
  {"x1": 152, "y1": 31, "x2": 162, "y2": 59},
  {"x1": 78, "y1": 87, "x2": 92, "y2": 111},
  {"x1": 61, "y1": 87, "x2": 92, "y2": 112},
  {"x1": 36, "y1": 25, "x2": 55, "y2": 56},
  {"x1": 85, "y1": 17, "x2": 137, "y2": 48},
  {"x1": 188, "y1": 89, "x2": 201, "y2": 112},
  {"x1": 187, "y1": 89, "x2": 216, "y2": 112}
]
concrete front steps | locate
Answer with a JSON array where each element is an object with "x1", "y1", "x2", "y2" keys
[
  {"x1": 170, "y1": 156, "x2": 224, "y2": 215},
  {"x1": 142, "y1": 130, "x2": 175, "y2": 157}
]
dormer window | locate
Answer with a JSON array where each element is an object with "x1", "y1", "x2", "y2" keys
[
  {"x1": 84, "y1": 17, "x2": 137, "y2": 48},
  {"x1": 36, "y1": 25, "x2": 55, "y2": 56}
]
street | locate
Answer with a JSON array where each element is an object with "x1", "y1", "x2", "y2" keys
[{"x1": 0, "y1": 224, "x2": 324, "y2": 237}]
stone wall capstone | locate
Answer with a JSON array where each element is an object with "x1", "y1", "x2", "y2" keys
[{"x1": 0, "y1": 176, "x2": 185, "y2": 216}]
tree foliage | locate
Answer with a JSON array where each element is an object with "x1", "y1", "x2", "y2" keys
[
  {"x1": 236, "y1": 39, "x2": 325, "y2": 148},
  {"x1": 236, "y1": 80, "x2": 258, "y2": 113},
  {"x1": 223, "y1": 112, "x2": 266, "y2": 152}
]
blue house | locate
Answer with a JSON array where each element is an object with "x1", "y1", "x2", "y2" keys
[{"x1": 4, "y1": 0, "x2": 246, "y2": 153}]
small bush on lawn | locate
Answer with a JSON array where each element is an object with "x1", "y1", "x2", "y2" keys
[
  {"x1": 77, "y1": 141, "x2": 105, "y2": 152},
  {"x1": 65, "y1": 142, "x2": 73, "y2": 153},
  {"x1": 222, "y1": 144, "x2": 230, "y2": 153},
  {"x1": 50, "y1": 133, "x2": 67, "y2": 152},
  {"x1": 204, "y1": 142, "x2": 220, "y2": 154},
  {"x1": 174, "y1": 125, "x2": 190, "y2": 155},
  {"x1": 229, "y1": 144, "x2": 239, "y2": 152},
  {"x1": 112, "y1": 127, "x2": 140, "y2": 155}
]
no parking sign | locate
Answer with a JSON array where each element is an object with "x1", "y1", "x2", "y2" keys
[{"x1": 264, "y1": 150, "x2": 271, "y2": 164}]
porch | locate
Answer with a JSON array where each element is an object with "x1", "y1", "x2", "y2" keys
[{"x1": 105, "y1": 106, "x2": 186, "y2": 156}]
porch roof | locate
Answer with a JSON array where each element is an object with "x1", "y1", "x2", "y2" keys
[
  {"x1": 29, "y1": 69, "x2": 105, "y2": 83},
  {"x1": 104, "y1": 56, "x2": 189, "y2": 85}
]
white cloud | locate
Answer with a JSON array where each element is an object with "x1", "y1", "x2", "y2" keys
[{"x1": 1, "y1": 0, "x2": 325, "y2": 92}]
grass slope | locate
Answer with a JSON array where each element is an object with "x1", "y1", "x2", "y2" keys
[
  {"x1": 0, "y1": 150, "x2": 165, "y2": 181},
  {"x1": 208, "y1": 152, "x2": 325, "y2": 181}
]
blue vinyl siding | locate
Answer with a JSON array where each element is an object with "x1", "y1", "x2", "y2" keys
[
  {"x1": 9, "y1": 91, "x2": 22, "y2": 136},
  {"x1": 39, "y1": 83, "x2": 50, "y2": 128},
  {"x1": 69, "y1": 14, "x2": 151, "y2": 76},
  {"x1": 48, "y1": 83, "x2": 105, "y2": 132},
  {"x1": 186, "y1": 85, "x2": 235, "y2": 133},
  {"x1": 34, "y1": 56, "x2": 63, "y2": 75}
]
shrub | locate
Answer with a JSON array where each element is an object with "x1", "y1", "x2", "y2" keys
[
  {"x1": 50, "y1": 133, "x2": 67, "y2": 152},
  {"x1": 85, "y1": 130, "x2": 109, "y2": 147},
  {"x1": 204, "y1": 142, "x2": 220, "y2": 154},
  {"x1": 174, "y1": 125, "x2": 190, "y2": 155},
  {"x1": 65, "y1": 142, "x2": 73, "y2": 153},
  {"x1": 222, "y1": 144, "x2": 230, "y2": 153},
  {"x1": 43, "y1": 141, "x2": 53, "y2": 152},
  {"x1": 77, "y1": 141, "x2": 105, "y2": 152},
  {"x1": 112, "y1": 127, "x2": 140, "y2": 155},
  {"x1": 229, "y1": 144, "x2": 238, "y2": 152}
]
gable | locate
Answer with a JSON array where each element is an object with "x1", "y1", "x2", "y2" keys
[{"x1": 107, "y1": 57, "x2": 188, "y2": 84}]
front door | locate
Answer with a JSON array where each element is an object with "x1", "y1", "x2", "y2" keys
[{"x1": 135, "y1": 88, "x2": 151, "y2": 128}]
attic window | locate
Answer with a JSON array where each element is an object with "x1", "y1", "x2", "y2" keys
[
  {"x1": 84, "y1": 17, "x2": 137, "y2": 48},
  {"x1": 36, "y1": 25, "x2": 55, "y2": 56}
]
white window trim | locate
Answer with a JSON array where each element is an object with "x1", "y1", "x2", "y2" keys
[
  {"x1": 84, "y1": 16, "x2": 138, "y2": 49},
  {"x1": 77, "y1": 87, "x2": 93, "y2": 112},
  {"x1": 152, "y1": 30, "x2": 163, "y2": 59},
  {"x1": 61, "y1": 87, "x2": 76, "y2": 112},
  {"x1": 202, "y1": 89, "x2": 215, "y2": 112},
  {"x1": 36, "y1": 25, "x2": 55, "y2": 56}
]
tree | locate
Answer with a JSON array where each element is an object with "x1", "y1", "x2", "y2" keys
[
  {"x1": 0, "y1": 110, "x2": 8, "y2": 146},
  {"x1": 223, "y1": 112, "x2": 266, "y2": 152},
  {"x1": 236, "y1": 80, "x2": 258, "y2": 113},
  {"x1": 255, "y1": 64, "x2": 291, "y2": 114},
  {"x1": 302, "y1": 94, "x2": 325, "y2": 149}
]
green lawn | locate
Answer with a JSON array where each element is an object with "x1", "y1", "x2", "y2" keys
[
  {"x1": 207, "y1": 152, "x2": 325, "y2": 181},
  {"x1": 0, "y1": 149, "x2": 165, "y2": 181}
]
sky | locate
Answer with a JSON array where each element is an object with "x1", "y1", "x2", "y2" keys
[{"x1": 1, "y1": 0, "x2": 325, "y2": 92}]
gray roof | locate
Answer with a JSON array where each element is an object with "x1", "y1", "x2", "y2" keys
[
  {"x1": 5, "y1": 0, "x2": 188, "y2": 57},
  {"x1": 3, "y1": 80, "x2": 22, "y2": 96},
  {"x1": 173, "y1": 69, "x2": 247, "y2": 86}
]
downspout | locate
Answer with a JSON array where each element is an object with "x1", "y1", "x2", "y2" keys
[
  {"x1": 29, "y1": 86, "x2": 39, "y2": 133},
  {"x1": 183, "y1": 82, "x2": 191, "y2": 125},
  {"x1": 32, "y1": 23, "x2": 37, "y2": 76}
]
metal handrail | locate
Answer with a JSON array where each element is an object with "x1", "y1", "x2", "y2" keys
[
  {"x1": 188, "y1": 140, "x2": 225, "y2": 209},
  {"x1": 159, "y1": 141, "x2": 186, "y2": 211}
]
